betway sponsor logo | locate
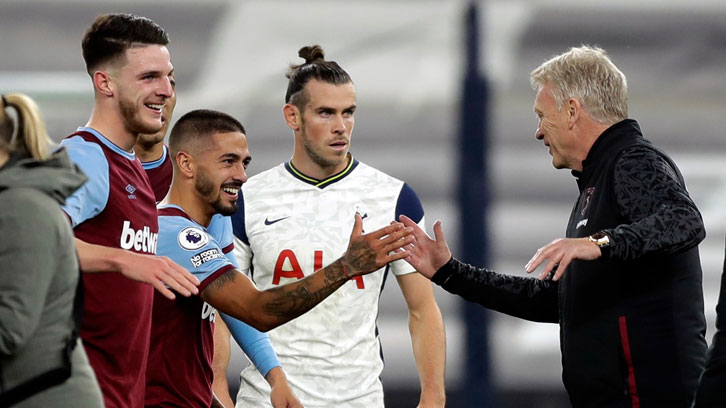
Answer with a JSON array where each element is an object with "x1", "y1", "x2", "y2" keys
[{"x1": 120, "y1": 220, "x2": 158, "y2": 254}]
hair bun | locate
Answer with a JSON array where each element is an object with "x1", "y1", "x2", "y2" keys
[{"x1": 298, "y1": 45, "x2": 325, "y2": 64}]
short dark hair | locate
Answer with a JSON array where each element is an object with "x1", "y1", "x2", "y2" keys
[
  {"x1": 169, "y1": 109, "x2": 246, "y2": 159},
  {"x1": 81, "y1": 13, "x2": 169, "y2": 75},
  {"x1": 285, "y1": 45, "x2": 352, "y2": 111}
]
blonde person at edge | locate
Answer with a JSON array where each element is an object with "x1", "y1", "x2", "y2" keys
[
  {"x1": 213, "y1": 45, "x2": 446, "y2": 407},
  {"x1": 0, "y1": 93, "x2": 103, "y2": 407}
]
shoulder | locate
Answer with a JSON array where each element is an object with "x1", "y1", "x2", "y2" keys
[
  {"x1": 244, "y1": 164, "x2": 286, "y2": 189},
  {"x1": 60, "y1": 135, "x2": 106, "y2": 161},
  {"x1": 615, "y1": 143, "x2": 680, "y2": 180},
  {"x1": 0, "y1": 188, "x2": 65, "y2": 236},
  {"x1": 1, "y1": 187, "x2": 56, "y2": 214},
  {"x1": 60, "y1": 135, "x2": 109, "y2": 175}
]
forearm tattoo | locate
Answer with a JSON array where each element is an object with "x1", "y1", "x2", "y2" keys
[
  {"x1": 261, "y1": 258, "x2": 348, "y2": 320},
  {"x1": 207, "y1": 268, "x2": 237, "y2": 291}
]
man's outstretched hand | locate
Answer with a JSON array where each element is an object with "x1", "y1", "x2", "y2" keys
[
  {"x1": 398, "y1": 215, "x2": 451, "y2": 279},
  {"x1": 339, "y1": 213, "x2": 414, "y2": 276}
]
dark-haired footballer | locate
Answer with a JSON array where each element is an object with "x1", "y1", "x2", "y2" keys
[
  {"x1": 214, "y1": 45, "x2": 446, "y2": 408},
  {"x1": 60, "y1": 13, "x2": 198, "y2": 408}
]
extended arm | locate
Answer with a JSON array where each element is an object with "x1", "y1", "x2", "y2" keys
[
  {"x1": 401, "y1": 215, "x2": 558, "y2": 323},
  {"x1": 397, "y1": 273, "x2": 446, "y2": 407},
  {"x1": 74, "y1": 237, "x2": 200, "y2": 300},
  {"x1": 202, "y1": 215, "x2": 413, "y2": 332}
]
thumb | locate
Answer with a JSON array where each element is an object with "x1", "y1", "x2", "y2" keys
[
  {"x1": 349, "y1": 213, "x2": 363, "y2": 239},
  {"x1": 433, "y1": 220, "x2": 446, "y2": 243}
]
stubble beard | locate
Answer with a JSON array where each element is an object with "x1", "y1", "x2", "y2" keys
[
  {"x1": 195, "y1": 168, "x2": 238, "y2": 216},
  {"x1": 301, "y1": 129, "x2": 347, "y2": 172},
  {"x1": 119, "y1": 95, "x2": 162, "y2": 136}
]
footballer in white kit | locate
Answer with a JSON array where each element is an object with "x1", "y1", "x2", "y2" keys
[{"x1": 232, "y1": 157, "x2": 425, "y2": 407}]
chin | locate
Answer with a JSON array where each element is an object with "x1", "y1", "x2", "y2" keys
[{"x1": 213, "y1": 201, "x2": 238, "y2": 217}]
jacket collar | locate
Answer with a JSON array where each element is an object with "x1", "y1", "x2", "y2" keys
[{"x1": 572, "y1": 119, "x2": 642, "y2": 188}]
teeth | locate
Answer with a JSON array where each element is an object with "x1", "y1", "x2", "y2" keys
[
  {"x1": 147, "y1": 104, "x2": 163, "y2": 110},
  {"x1": 222, "y1": 187, "x2": 239, "y2": 195}
]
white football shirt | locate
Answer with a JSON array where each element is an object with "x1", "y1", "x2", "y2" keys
[{"x1": 231, "y1": 157, "x2": 424, "y2": 408}]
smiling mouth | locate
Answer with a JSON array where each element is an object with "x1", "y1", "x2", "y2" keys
[
  {"x1": 222, "y1": 185, "x2": 240, "y2": 198},
  {"x1": 145, "y1": 103, "x2": 164, "y2": 113}
]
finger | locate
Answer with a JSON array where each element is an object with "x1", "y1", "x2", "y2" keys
[
  {"x1": 384, "y1": 248, "x2": 411, "y2": 263},
  {"x1": 553, "y1": 256, "x2": 572, "y2": 281},
  {"x1": 379, "y1": 227, "x2": 414, "y2": 247},
  {"x1": 398, "y1": 214, "x2": 415, "y2": 227},
  {"x1": 538, "y1": 257, "x2": 560, "y2": 280},
  {"x1": 382, "y1": 234, "x2": 415, "y2": 254},
  {"x1": 366, "y1": 221, "x2": 403, "y2": 240},
  {"x1": 526, "y1": 251, "x2": 544, "y2": 273},
  {"x1": 349, "y1": 213, "x2": 363, "y2": 238},
  {"x1": 433, "y1": 220, "x2": 446, "y2": 242},
  {"x1": 151, "y1": 279, "x2": 176, "y2": 300},
  {"x1": 167, "y1": 259, "x2": 201, "y2": 294}
]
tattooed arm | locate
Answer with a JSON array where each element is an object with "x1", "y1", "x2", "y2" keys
[{"x1": 201, "y1": 214, "x2": 413, "y2": 332}]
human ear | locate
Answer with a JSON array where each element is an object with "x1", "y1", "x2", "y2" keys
[
  {"x1": 93, "y1": 71, "x2": 114, "y2": 97},
  {"x1": 567, "y1": 98, "x2": 580, "y2": 128},
  {"x1": 176, "y1": 151, "x2": 195, "y2": 178},
  {"x1": 283, "y1": 104, "x2": 301, "y2": 131}
]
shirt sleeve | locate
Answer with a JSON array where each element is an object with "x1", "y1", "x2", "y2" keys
[
  {"x1": 231, "y1": 190, "x2": 252, "y2": 273},
  {"x1": 220, "y1": 313, "x2": 281, "y2": 377},
  {"x1": 208, "y1": 214, "x2": 239, "y2": 269},
  {"x1": 392, "y1": 183, "x2": 424, "y2": 276},
  {"x1": 432, "y1": 258, "x2": 559, "y2": 323},
  {"x1": 603, "y1": 146, "x2": 705, "y2": 261},
  {"x1": 59, "y1": 136, "x2": 110, "y2": 227},
  {"x1": 0, "y1": 191, "x2": 65, "y2": 355},
  {"x1": 157, "y1": 218, "x2": 234, "y2": 291}
]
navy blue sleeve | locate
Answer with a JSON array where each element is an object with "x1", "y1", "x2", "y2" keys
[
  {"x1": 395, "y1": 183, "x2": 424, "y2": 223},
  {"x1": 231, "y1": 189, "x2": 249, "y2": 245}
]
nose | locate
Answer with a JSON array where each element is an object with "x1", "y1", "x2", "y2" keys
[
  {"x1": 332, "y1": 114, "x2": 346, "y2": 135},
  {"x1": 535, "y1": 126, "x2": 544, "y2": 140},
  {"x1": 158, "y1": 77, "x2": 173, "y2": 98},
  {"x1": 236, "y1": 165, "x2": 248, "y2": 184}
]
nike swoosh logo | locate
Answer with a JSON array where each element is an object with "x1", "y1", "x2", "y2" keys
[{"x1": 264, "y1": 216, "x2": 290, "y2": 226}]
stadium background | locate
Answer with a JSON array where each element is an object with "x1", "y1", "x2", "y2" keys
[{"x1": 1, "y1": 0, "x2": 725, "y2": 406}]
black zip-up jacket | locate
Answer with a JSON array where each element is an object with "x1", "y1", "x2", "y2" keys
[{"x1": 433, "y1": 120, "x2": 707, "y2": 407}]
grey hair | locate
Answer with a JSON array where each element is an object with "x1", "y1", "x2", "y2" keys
[{"x1": 530, "y1": 45, "x2": 628, "y2": 125}]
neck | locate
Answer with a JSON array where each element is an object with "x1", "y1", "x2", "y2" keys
[
  {"x1": 573, "y1": 121, "x2": 614, "y2": 172},
  {"x1": 135, "y1": 141, "x2": 165, "y2": 163},
  {"x1": 86, "y1": 104, "x2": 137, "y2": 152},
  {"x1": 290, "y1": 151, "x2": 350, "y2": 181},
  {"x1": 163, "y1": 180, "x2": 214, "y2": 227}
]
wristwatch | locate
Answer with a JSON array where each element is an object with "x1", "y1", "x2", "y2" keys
[{"x1": 588, "y1": 231, "x2": 611, "y2": 256}]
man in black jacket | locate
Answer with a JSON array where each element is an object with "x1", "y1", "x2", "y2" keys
[{"x1": 400, "y1": 45, "x2": 707, "y2": 408}]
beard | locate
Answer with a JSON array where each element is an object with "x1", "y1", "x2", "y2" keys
[
  {"x1": 195, "y1": 168, "x2": 238, "y2": 216},
  {"x1": 119, "y1": 94, "x2": 162, "y2": 135},
  {"x1": 300, "y1": 129, "x2": 347, "y2": 171}
]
